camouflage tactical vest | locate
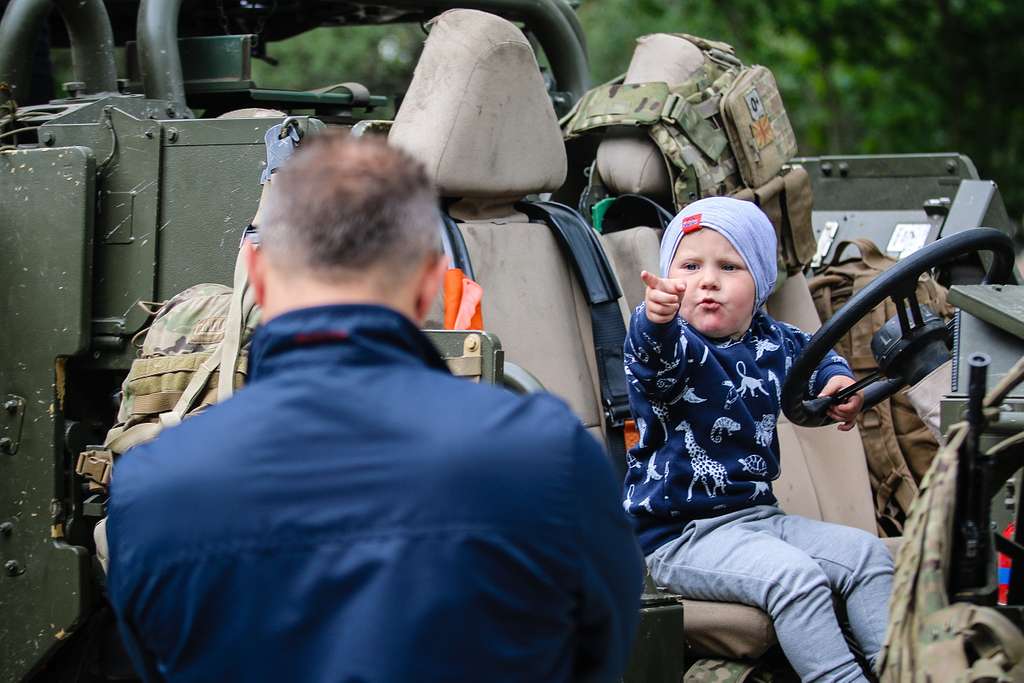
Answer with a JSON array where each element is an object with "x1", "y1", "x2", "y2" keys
[
  {"x1": 561, "y1": 33, "x2": 797, "y2": 212},
  {"x1": 76, "y1": 253, "x2": 258, "y2": 491},
  {"x1": 880, "y1": 417, "x2": 1024, "y2": 682},
  {"x1": 808, "y1": 239, "x2": 952, "y2": 536}
]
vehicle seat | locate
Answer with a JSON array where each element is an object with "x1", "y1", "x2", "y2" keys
[
  {"x1": 591, "y1": 33, "x2": 891, "y2": 661},
  {"x1": 389, "y1": 9, "x2": 627, "y2": 446}
]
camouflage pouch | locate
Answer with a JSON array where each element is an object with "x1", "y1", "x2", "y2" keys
[
  {"x1": 730, "y1": 166, "x2": 815, "y2": 277},
  {"x1": 684, "y1": 658, "x2": 796, "y2": 683},
  {"x1": 720, "y1": 66, "x2": 798, "y2": 188},
  {"x1": 76, "y1": 252, "x2": 259, "y2": 491},
  {"x1": 684, "y1": 658, "x2": 758, "y2": 683},
  {"x1": 915, "y1": 604, "x2": 1024, "y2": 682}
]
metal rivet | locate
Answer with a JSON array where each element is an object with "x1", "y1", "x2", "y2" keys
[
  {"x1": 144, "y1": 130, "x2": 154, "y2": 139},
  {"x1": 0, "y1": 438, "x2": 12, "y2": 455},
  {"x1": 838, "y1": 162, "x2": 849, "y2": 177},
  {"x1": 4, "y1": 560, "x2": 22, "y2": 576},
  {"x1": 821, "y1": 162, "x2": 833, "y2": 177},
  {"x1": 167, "y1": 128, "x2": 179, "y2": 143},
  {"x1": 2, "y1": 400, "x2": 17, "y2": 414},
  {"x1": 40, "y1": 131, "x2": 54, "y2": 146},
  {"x1": 946, "y1": 160, "x2": 957, "y2": 174},
  {"x1": 0, "y1": 522, "x2": 12, "y2": 537}
]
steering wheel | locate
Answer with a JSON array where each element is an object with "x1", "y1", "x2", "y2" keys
[{"x1": 782, "y1": 227, "x2": 1017, "y2": 427}]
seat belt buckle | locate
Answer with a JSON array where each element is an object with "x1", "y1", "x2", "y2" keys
[{"x1": 604, "y1": 400, "x2": 632, "y2": 429}]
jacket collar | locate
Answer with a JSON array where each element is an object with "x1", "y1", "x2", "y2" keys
[{"x1": 248, "y1": 304, "x2": 449, "y2": 381}]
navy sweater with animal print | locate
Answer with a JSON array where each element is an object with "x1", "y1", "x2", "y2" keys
[{"x1": 623, "y1": 305, "x2": 853, "y2": 555}]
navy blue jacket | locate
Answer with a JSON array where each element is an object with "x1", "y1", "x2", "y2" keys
[
  {"x1": 108, "y1": 305, "x2": 642, "y2": 683},
  {"x1": 623, "y1": 306, "x2": 852, "y2": 555}
]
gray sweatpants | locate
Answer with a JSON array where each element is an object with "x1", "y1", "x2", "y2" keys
[{"x1": 647, "y1": 505, "x2": 893, "y2": 683}]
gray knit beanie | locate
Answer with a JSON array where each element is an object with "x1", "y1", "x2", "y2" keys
[{"x1": 659, "y1": 196, "x2": 778, "y2": 310}]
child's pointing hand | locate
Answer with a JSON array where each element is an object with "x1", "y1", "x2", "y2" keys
[{"x1": 642, "y1": 270, "x2": 686, "y2": 324}]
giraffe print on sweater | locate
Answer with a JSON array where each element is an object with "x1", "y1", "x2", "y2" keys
[{"x1": 677, "y1": 421, "x2": 732, "y2": 501}]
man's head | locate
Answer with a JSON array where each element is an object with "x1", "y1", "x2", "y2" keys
[
  {"x1": 660, "y1": 196, "x2": 777, "y2": 338},
  {"x1": 246, "y1": 132, "x2": 446, "y2": 323}
]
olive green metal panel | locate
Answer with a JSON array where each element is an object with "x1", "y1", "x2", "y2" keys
[
  {"x1": 155, "y1": 116, "x2": 325, "y2": 299},
  {"x1": 0, "y1": 146, "x2": 95, "y2": 683},
  {"x1": 950, "y1": 303, "x2": 1024, "y2": 399},
  {"x1": 795, "y1": 154, "x2": 977, "y2": 212},
  {"x1": 40, "y1": 107, "x2": 163, "y2": 336},
  {"x1": 624, "y1": 601, "x2": 687, "y2": 683},
  {"x1": 949, "y1": 285, "x2": 1024, "y2": 342},
  {"x1": 41, "y1": 109, "x2": 325, "y2": 348}
]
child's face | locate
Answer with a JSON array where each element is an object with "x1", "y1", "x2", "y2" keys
[{"x1": 667, "y1": 228, "x2": 756, "y2": 338}]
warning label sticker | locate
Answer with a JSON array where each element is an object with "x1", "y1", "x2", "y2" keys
[{"x1": 886, "y1": 223, "x2": 931, "y2": 259}]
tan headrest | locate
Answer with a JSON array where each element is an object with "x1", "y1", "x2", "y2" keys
[
  {"x1": 389, "y1": 9, "x2": 566, "y2": 199},
  {"x1": 596, "y1": 34, "x2": 705, "y2": 199}
]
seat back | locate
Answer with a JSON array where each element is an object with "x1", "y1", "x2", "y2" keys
[{"x1": 390, "y1": 9, "x2": 620, "y2": 443}]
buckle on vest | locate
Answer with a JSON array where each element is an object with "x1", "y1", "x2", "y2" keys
[{"x1": 76, "y1": 448, "x2": 113, "y2": 486}]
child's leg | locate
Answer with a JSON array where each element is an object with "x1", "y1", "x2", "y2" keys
[
  {"x1": 647, "y1": 507, "x2": 869, "y2": 683},
  {"x1": 768, "y1": 514, "x2": 894, "y2": 669}
]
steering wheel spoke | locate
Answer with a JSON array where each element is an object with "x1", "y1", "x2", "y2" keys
[{"x1": 892, "y1": 288, "x2": 925, "y2": 336}]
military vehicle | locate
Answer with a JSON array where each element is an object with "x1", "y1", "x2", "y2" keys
[{"x1": 1, "y1": 1, "x2": 1022, "y2": 681}]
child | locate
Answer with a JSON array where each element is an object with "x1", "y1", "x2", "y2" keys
[{"x1": 624, "y1": 196, "x2": 893, "y2": 682}]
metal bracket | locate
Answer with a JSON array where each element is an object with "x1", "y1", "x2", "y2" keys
[
  {"x1": 446, "y1": 334, "x2": 484, "y2": 379},
  {"x1": 424, "y1": 330, "x2": 503, "y2": 384},
  {"x1": 811, "y1": 220, "x2": 839, "y2": 268},
  {"x1": 1, "y1": 395, "x2": 25, "y2": 455}
]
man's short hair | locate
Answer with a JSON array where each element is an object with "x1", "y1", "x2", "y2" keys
[{"x1": 258, "y1": 132, "x2": 441, "y2": 281}]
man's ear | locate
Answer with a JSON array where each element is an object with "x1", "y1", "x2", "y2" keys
[
  {"x1": 243, "y1": 242, "x2": 268, "y2": 309},
  {"x1": 413, "y1": 252, "x2": 449, "y2": 325}
]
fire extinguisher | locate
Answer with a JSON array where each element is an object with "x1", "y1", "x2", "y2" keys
[{"x1": 999, "y1": 521, "x2": 1015, "y2": 605}]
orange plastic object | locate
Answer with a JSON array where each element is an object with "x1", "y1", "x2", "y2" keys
[{"x1": 443, "y1": 268, "x2": 484, "y2": 330}]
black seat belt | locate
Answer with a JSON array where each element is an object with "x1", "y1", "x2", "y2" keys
[
  {"x1": 439, "y1": 212, "x2": 475, "y2": 279},
  {"x1": 515, "y1": 200, "x2": 632, "y2": 474}
]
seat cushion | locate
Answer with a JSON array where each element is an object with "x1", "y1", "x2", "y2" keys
[{"x1": 681, "y1": 599, "x2": 777, "y2": 660}]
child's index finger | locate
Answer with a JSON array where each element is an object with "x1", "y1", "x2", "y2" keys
[{"x1": 640, "y1": 270, "x2": 664, "y2": 291}]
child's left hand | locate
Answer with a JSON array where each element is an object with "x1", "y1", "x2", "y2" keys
[{"x1": 817, "y1": 375, "x2": 863, "y2": 432}]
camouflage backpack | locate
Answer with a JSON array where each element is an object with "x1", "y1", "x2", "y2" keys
[
  {"x1": 808, "y1": 238, "x2": 952, "y2": 536},
  {"x1": 561, "y1": 33, "x2": 797, "y2": 212},
  {"x1": 76, "y1": 252, "x2": 259, "y2": 491}
]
